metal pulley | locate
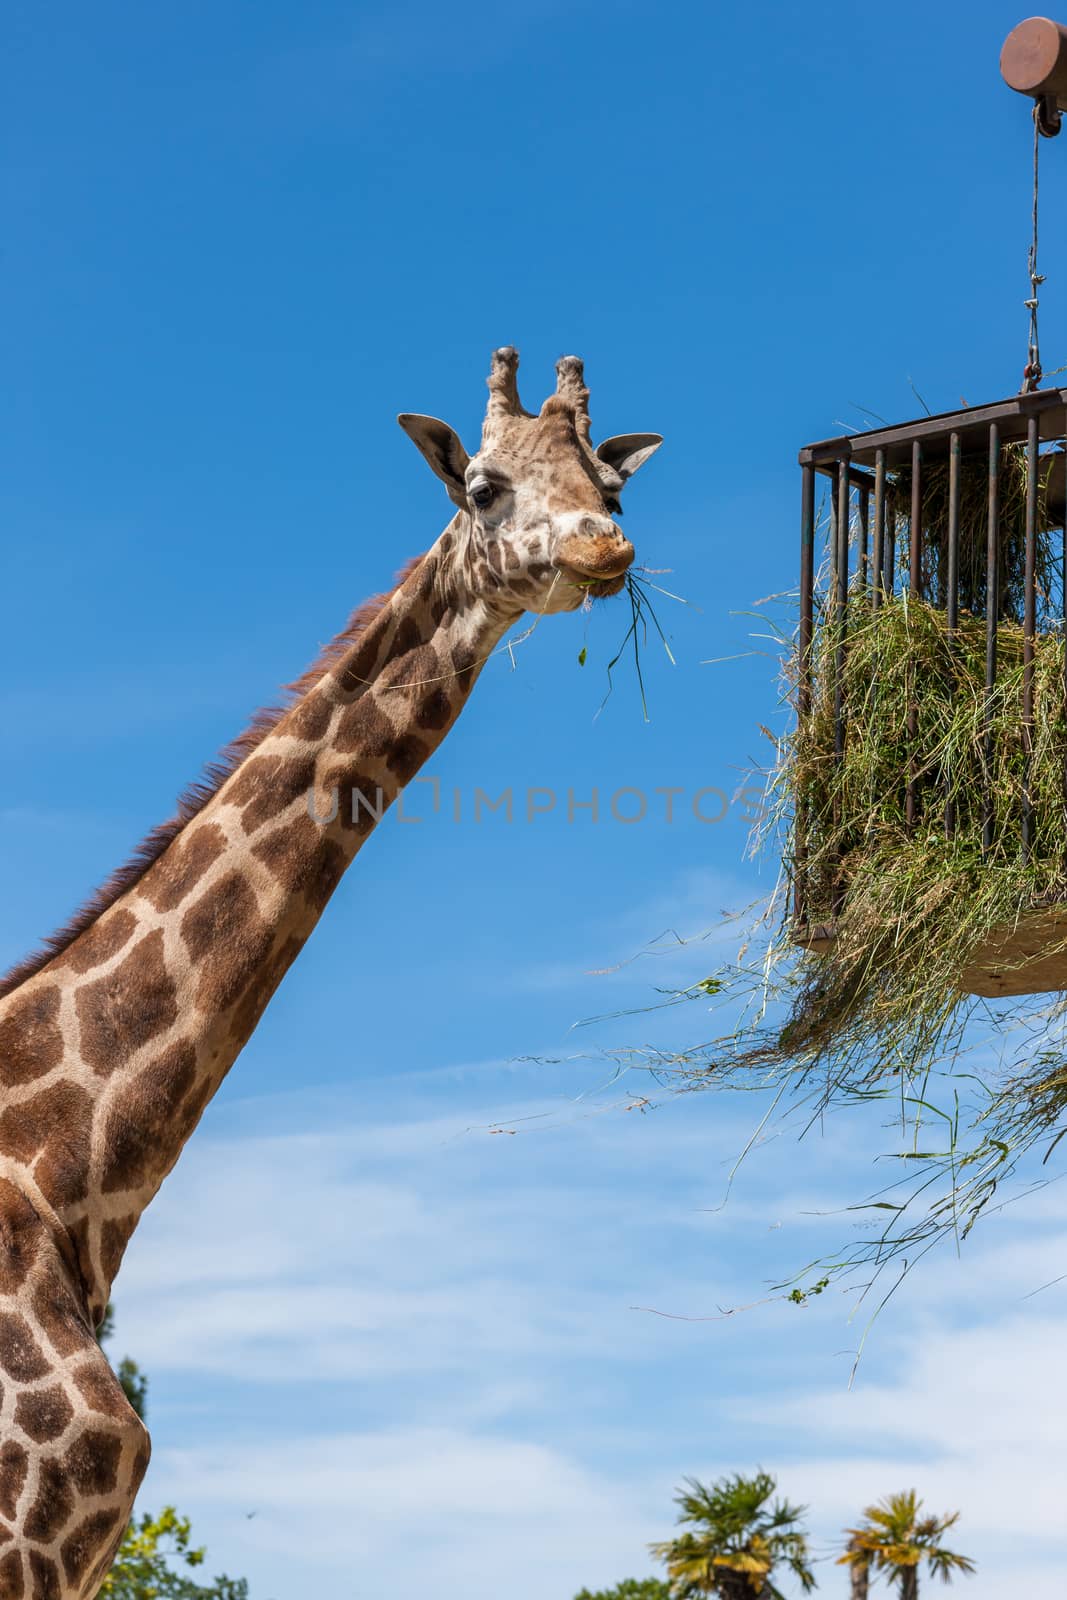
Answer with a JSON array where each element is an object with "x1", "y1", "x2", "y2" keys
[{"x1": 1001, "y1": 16, "x2": 1067, "y2": 136}]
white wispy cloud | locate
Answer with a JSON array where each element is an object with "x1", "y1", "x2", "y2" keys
[
  {"x1": 115, "y1": 1085, "x2": 1067, "y2": 1600},
  {"x1": 149, "y1": 1426, "x2": 667, "y2": 1600}
]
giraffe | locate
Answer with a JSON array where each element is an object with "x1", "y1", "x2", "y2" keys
[{"x1": 0, "y1": 348, "x2": 662, "y2": 1598}]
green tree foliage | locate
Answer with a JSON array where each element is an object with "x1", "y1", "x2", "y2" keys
[
  {"x1": 575, "y1": 1581, "x2": 672, "y2": 1599},
  {"x1": 839, "y1": 1491, "x2": 975, "y2": 1600},
  {"x1": 649, "y1": 1472, "x2": 815, "y2": 1599},
  {"x1": 99, "y1": 1508, "x2": 248, "y2": 1600},
  {"x1": 98, "y1": 1307, "x2": 249, "y2": 1600}
]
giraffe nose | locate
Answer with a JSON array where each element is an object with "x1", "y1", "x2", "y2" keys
[{"x1": 555, "y1": 516, "x2": 635, "y2": 583}]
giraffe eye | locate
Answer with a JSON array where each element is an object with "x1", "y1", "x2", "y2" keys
[{"x1": 469, "y1": 479, "x2": 495, "y2": 510}]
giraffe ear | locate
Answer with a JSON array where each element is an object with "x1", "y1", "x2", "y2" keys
[
  {"x1": 595, "y1": 433, "x2": 663, "y2": 481},
  {"x1": 398, "y1": 414, "x2": 471, "y2": 507}
]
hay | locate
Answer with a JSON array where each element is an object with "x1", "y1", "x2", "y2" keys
[{"x1": 787, "y1": 597, "x2": 1067, "y2": 1069}]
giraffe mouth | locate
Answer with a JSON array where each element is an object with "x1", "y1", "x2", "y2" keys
[
  {"x1": 557, "y1": 568, "x2": 629, "y2": 599},
  {"x1": 554, "y1": 540, "x2": 635, "y2": 599}
]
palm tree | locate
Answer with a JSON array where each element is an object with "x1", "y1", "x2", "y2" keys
[
  {"x1": 649, "y1": 1471, "x2": 816, "y2": 1598},
  {"x1": 840, "y1": 1536, "x2": 869, "y2": 1600},
  {"x1": 839, "y1": 1490, "x2": 975, "y2": 1600}
]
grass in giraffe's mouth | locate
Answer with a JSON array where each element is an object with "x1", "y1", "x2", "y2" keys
[
  {"x1": 582, "y1": 574, "x2": 628, "y2": 599},
  {"x1": 587, "y1": 568, "x2": 691, "y2": 722},
  {"x1": 555, "y1": 562, "x2": 629, "y2": 598}
]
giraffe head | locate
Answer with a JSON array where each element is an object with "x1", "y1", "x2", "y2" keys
[{"x1": 398, "y1": 348, "x2": 662, "y2": 614}]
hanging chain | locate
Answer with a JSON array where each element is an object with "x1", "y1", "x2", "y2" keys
[{"x1": 1022, "y1": 104, "x2": 1046, "y2": 393}]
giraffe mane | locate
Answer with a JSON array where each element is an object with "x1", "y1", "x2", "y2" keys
[{"x1": 0, "y1": 557, "x2": 425, "y2": 1000}]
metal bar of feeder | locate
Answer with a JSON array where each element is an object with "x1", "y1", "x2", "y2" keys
[
  {"x1": 832, "y1": 454, "x2": 850, "y2": 917},
  {"x1": 834, "y1": 454, "x2": 850, "y2": 768},
  {"x1": 858, "y1": 483, "x2": 870, "y2": 595},
  {"x1": 795, "y1": 463, "x2": 815, "y2": 925},
  {"x1": 1022, "y1": 413, "x2": 1039, "y2": 858},
  {"x1": 886, "y1": 493, "x2": 896, "y2": 596},
  {"x1": 947, "y1": 432, "x2": 960, "y2": 630},
  {"x1": 945, "y1": 430, "x2": 961, "y2": 838},
  {"x1": 872, "y1": 448, "x2": 886, "y2": 611},
  {"x1": 983, "y1": 422, "x2": 1000, "y2": 857},
  {"x1": 799, "y1": 465, "x2": 815, "y2": 720},
  {"x1": 909, "y1": 439, "x2": 923, "y2": 599},
  {"x1": 906, "y1": 440, "x2": 922, "y2": 829},
  {"x1": 1062, "y1": 413, "x2": 1067, "y2": 857}
]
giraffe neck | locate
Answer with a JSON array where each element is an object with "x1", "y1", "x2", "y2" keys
[{"x1": 0, "y1": 519, "x2": 519, "y2": 1320}]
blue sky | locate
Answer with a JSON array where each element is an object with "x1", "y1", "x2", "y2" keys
[{"x1": 4, "y1": 1, "x2": 1067, "y2": 1595}]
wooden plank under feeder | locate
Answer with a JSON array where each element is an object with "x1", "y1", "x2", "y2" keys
[
  {"x1": 793, "y1": 912, "x2": 1067, "y2": 999},
  {"x1": 962, "y1": 906, "x2": 1067, "y2": 997}
]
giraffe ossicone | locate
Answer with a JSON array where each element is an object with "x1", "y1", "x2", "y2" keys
[{"x1": 0, "y1": 349, "x2": 663, "y2": 1597}]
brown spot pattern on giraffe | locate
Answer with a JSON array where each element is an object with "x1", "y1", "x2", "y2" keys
[
  {"x1": 27, "y1": 1551, "x2": 59, "y2": 1600},
  {"x1": 66, "y1": 1221, "x2": 95, "y2": 1321},
  {"x1": 224, "y1": 755, "x2": 316, "y2": 836},
  {"x1": 13, "y1": 1389, "x2": 73, "y2": 1447},
  {"x1": 0, "y1": 1549, "x2": 23, "y2": 1599},
  {"x1": 101, "y1": 1040, "x2": 198, "y2": 1195},
  {"x1": 181, "y1": 874, "x2": 271, "y2": 1013},
  {"x1": 23, "y1": 1460, "x2": 71, "y2": 1544},
  {"x1": 451, "y1": 642, "x2": 477, "y2": 691},
  {"x1": 64, "y1": 1431, "x2": 121, "y2": 1497},
  {"x1": 0, "y1": 1317, "x2": 49, "y2": 1384},
  {"x1": 0, "y1": 990, "x2": 63, "y2": 1090},
  {"x1": 140, "y1": 824, "x2": 226, "y2": 913},
  {"x1": 239, "y1": 756, "x2": 317, "y2": 836},
  {"x1": 333, "y1": 694, "x2": 394, "y2": 758},
  {"x1": 76, "y1": 932, "x2": 178, "y2": 1076},
  {"x1": 230, "y1": 936, "x2": 304, "y2": 1045},
  {"x1": 61, "y1": 1509, "x2": 121, "y2": 1590},
  {"x1": 391, "y1": 615, "x2": 424, "y2": 657},
  {"x1": 59, "y1": 910, "x2": 137, "y2": 977},
  {"x1": 411, "y1": 569, "x2": 448, "y2": 626},
  {"x1": 333, "y1": 630, "x2": 384, "y2": 696},
  {"x1": 83, "y1": 1518, "x2": 130, "y2": 1597},
  {"x1": 416, "y1": 688, "x2": 452, "y2": 731},
  {"x1": 389, "y1": 642, "x2": 440, "y2": 698},
  {"x1": 131, "y1": 1438, "x2": 150, "y2": 1486},
  {"x1": 0, "y1": 1445, "x2": 28, "y2": 1523},
  {"x1": 412, "y1": 550, "x2": 440, "y2": 597},
  {"x1": 31, "y1": 1273, "x2": 93, "y2": 1361},
  {"x1": 252, "y1": 816, "x2": 347, "y2": 910},
  {"x1": 0, "y1": 1185, "x2": 43, "y2": 1297},
  {"x1": 0, "y1": 1085, "x2": 93, "y2": 1211},
  {"x1": 71, "y1": 1364, "x2": 129, "y2": 1421},
  {"x1": 315, "y1": 768, "x2": 386, "y2": 836},
  {"x1": 99, "y1": 1215, "x2": 139, "y2": 1287},
  {"x1": 283, "y1": 688, "x2": 333, "y2": 742},
  {"x1": 386, "y1": 734, "x2": 428, "y2": 784}
]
